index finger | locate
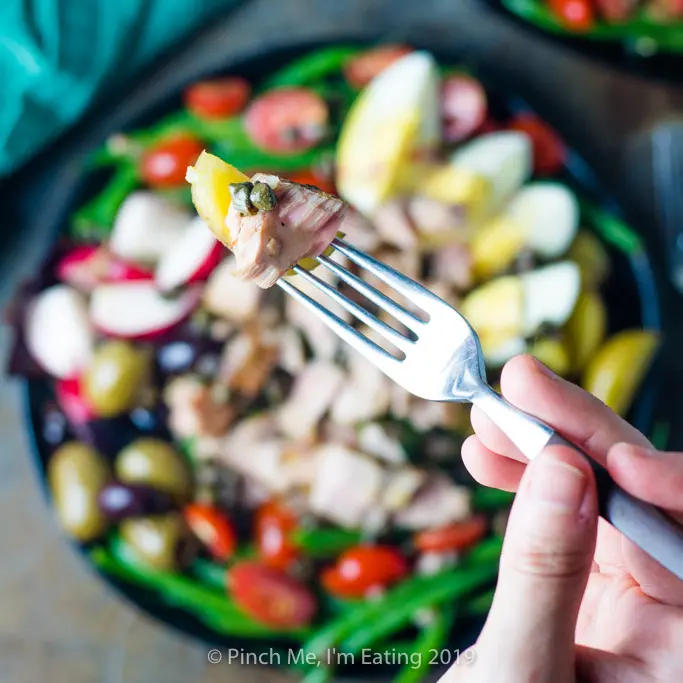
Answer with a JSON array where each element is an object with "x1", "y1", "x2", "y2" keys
[{"x1": 472, "y1": 355, "x2": 651, "y2": 465}]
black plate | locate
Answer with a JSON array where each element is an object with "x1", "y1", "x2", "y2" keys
[
  {"x1": 483, "y1": 0, "x2": 683, "y2": 85},
  {"x1": 20, "y1": 39, "x2": 663, "y2": 678}
]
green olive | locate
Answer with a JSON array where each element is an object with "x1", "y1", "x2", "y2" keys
[
  {"x1": 120, "y1": 514, "x2": 190, "y2": 571},
  {"x1": 84, "y1": 341, "x2": 150, "y2": 417},
  {"x1": 249, "y1": 181, "x2": 277, "y2": 211},
  {"x1": 48, "y1": 442, "x2": 110, "y2": 542},
  {"x1": 115, "y1": 438, "x2": 192, "y2": 502},
  {"x1": 229, "y1": 181, "x2": 256, "y2": 215}
]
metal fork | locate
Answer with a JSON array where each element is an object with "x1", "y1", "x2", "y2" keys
[{"x1": 278, "y1": 237, "x2": 683, "y2": 579}]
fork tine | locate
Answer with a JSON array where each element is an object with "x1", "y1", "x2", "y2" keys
[
  {"x1": 276, "y1": 278, "x2": 401, "y2": 373},
  {"x1": 291, "y1": 266, "x2": 414, "y2": 352},
  {"x1": 329, "y1": 238, "x2": 442, "y2": 314},
  {"x1": 316, "y1": 253, "x2": 425, "y2": 332}
]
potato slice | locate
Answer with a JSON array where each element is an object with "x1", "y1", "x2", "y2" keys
[
  {"x1": 185, "y1": 150, "x2": 249, "y2": 245},
  {"x1": 564, "y1": 291, "x2": 607, "y2": 372},
  {"x1": 461, "y1": 275, "x2": 524, "y2": 340}
]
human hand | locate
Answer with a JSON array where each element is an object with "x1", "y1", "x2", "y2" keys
[{"x1": 442, "y1": 354, "x2": 683, "y2": 683}]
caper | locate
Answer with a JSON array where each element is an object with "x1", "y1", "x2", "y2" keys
[
  {"x1": 249, "y1": 181, "x2": 278, "y2": 212},
  {"x1": 115, "y1": 438, "x2": 192, "y2": 502},
  {"x1": 48, "y1": 442, "x2": 110, "y2": 542},
  {"x1": 229, "y1": 182, "x2": 256, "y2": 215},
  {"x1": 120, "y1": 514, "x2": 192, "y2": 571},
  {"x1": 83, "y1": 341, "x2": 150, "y2": 417}
]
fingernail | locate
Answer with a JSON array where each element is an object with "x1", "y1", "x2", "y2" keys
[
  {"x1": 531, "y1": 356, "x2": 557, "y2": 379},
  {"x1": 529, "y1": 455, "x2": 587, "y2": 512}
]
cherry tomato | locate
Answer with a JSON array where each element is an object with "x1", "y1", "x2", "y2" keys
[
  {"x1": 255, "y1": 501, "x2": 300, "y2": 571},
  {"x1": 508, "y1": 113, "x2": 567, "y2": 176},
  {"x1": 229, "y1": 561, "x2": 317, "y2": 628},
  {"x1": 184, "y1": 503, "x2": 237, "y2": 561},
  {"x1": 140, "y1": 136, "x2": 204, "y2": 188},
  {"x1": 413, "y1": 516, "x2": 487, "y2": 554},
  {"x1": 549, "y1": 0, "x2": 595, "y2": 31},
  {"x1": 288, "y1": 170, "x2": 336, "y2": 195},
  {"x1": 244, "y1": 88, "x2": 328, "y2": 154},
  {"x1": 594, "y1": 0, "x2": 638, "y2": 22},
  {"x1": 441, "y1": 75, "x2": 488, "y2": 143},
  {"x1": 321, "y1": 545, "x2": 408, "y2": 598},
  {"x1": 55, "y1": 376, "x2": 97, "y2": 424},
  {"x1": 344, "y1": 45, "x2": 413, "y2": 89},
  {"x1": 183, "y1": 77, "x2": 250, "y2": 119}
]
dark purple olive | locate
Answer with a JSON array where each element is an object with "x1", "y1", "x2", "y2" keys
[
  {"x1": 157, "y1": 341, "x2": 196, "y2": 374},
  {"x1": 71, "y1": 416, "x2": 140, "y2": 460},
  {"x1": 98, "y1": 482, "x2": 175, "y2": 520},
  {"x1": 42, "y1": 403, "x2": 68, "y2": 446}
]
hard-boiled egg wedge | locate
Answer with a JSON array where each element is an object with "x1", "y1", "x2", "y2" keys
[
  {"x1": 185, "y1": 150, "x2": 249, "y2": 245},
  {"x1": 471, "y1": 182, "x2": 579, "y2": 279},
  {"x1": 450, "y1": 131, "x2": 532, "y2": 216},
  {"x1": 336, "y1": 52, "x2": 440, "y2": 216},
  {"x1": 461, "y1": 261, "x2": 581, "y2": 343}
]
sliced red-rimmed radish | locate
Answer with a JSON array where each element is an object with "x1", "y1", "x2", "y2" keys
[
  {"x1": 25, "y1": 285, "x2": 94, "y2": 379},
  {"x1": 441, "y1": 74, "x2": 487, "y2": 143},
  {"x1": 155, "y1": 217, "x2": 224, "y2": 293},
  {"x1": 56, "y1": 245, "x2": 153, "y2": 292},
  {"x1": 90, "y1": 281, "x2": 201, "y2": 340},
  {"x1": 55, "y1": 376, "x2": 97, "y2": 424},
  {"x1": 521, "y1": 261, "x2": 580, "y2": 335},
  {"x1": 109, "y1": 192, "x2": 191, "y2": 264},
  {"x1": 507, "y1": 182, "x2": 579, "y2": 259}
]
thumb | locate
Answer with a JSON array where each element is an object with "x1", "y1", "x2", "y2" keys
[{"x1": 478, "y1": 445, "x2": 598, "y2": 682}]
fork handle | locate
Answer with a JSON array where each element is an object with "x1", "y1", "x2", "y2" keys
[
  {"x1": 471, "y1": 387, "x2": 683, "y2": 579},
  {"x1": 547, "y1": 433, "x2": 683, "y2": 580}
]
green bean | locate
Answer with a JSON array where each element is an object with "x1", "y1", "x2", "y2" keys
[
  {"x1": 580, "y1": 200, "x2": 643, "y2": 255},
  {"x1": 92, "y1": 541, "x2": 308, "y2": 639},
  {"x1": 341, "y1": 563, "x2": 497, "y2": 654},
  {"x1": 465, "y1": 588, "x2": 495, "y2": 617},
  {"x1": 472, "y1": 486, "x2": 515, "y2": 511},
  {"x1": 303, "y1": 559, "x2": 498, "y2": 661},
  {"x1": 292, "y1": 527, "x2": 363, "y2": 558},
  {"x1": 465, "y1": 536, "x2": 504, "y2": 565},
  {"x1": 192, "y1": 558, "x2": 227, "y2": 592},
  {"x1": 393, "y1": 606, "x2": 455, "y2": 683},
  {"x1": 71, "y1": 162, "x2": 139, "y2": 239},
  {"x1": 261, "y1": 46, "x2": 360, "y2": 89},
  {"x1": 300, "y1": 665, "x2": 335, "y2": 683}
]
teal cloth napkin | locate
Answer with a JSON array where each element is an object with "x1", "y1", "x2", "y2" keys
[{"x1": 0, "y1": 0, "x2": 236, "y2": 176}]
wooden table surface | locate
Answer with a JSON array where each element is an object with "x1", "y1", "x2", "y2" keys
[{"x1": 1, "y1": 1, "x2": 683, "y2": 681}]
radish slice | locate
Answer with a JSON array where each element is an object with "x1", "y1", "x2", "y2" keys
[
  {"x1": 25, "y1": 285, "x2": 94, "y2": 379},
  {"x1": 90, "y1": 281, "x2": 201, "y2": 340},
  {"x1": 521, "y1": 261, "x2": 580, "y2": 335},
  {"x1": 55, "y1": 376, "x2": 97, "y2": 424},
  {"x1": 155, "y1": 217, "x2": 224, "y2": 292},
  {"x1": 451, "y1": 131, "x2": 532, "y2": 212},
  {"x1": 441, "y1": 75, "x2": 487, "y2": 143},
  {"x1": 507, "y1": 183, "x2": 579, "y2": 258},
  {"x1": 110, "y1": 192, "x2": 191, "y2": 263},
  {"x1": 56, "y1": 245, "x2": 152, "y2": 291}
]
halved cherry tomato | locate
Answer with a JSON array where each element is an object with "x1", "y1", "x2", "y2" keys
[
  {"x1": 343, "y1": 45, "x2": 413, "y2": 89},
  {"x1": 229, "y1": 561, "x2": 317, "y2": 628},
  {"x1": 288, "y1": 170, "x2": 336, "y2": 195},
  {"x1": 321, "y1": 545, "x2": 408, "y2": 598},
  {"x1": 508, "y1": 113, "x2": 567, "y2": 176},
  {"x1": 55, "y1": 376, "x2": 97, "y2": 424},
  {"x1": 441, "y1": 75, "x2": 488, "y2": 143},
  {"x1": 413, "y1": 516, "x2": 487, "y2": 554},
  {"x1": 255, "y1": 501, "x2": 300, "y2": 571},
  {"x1": 184, "y1": 503, "x2": 237, "y2": 561},
  {"x1": 244, "y1": 88, "x2": 328, "y2": 154},
  {"x1": 183, "y1": 77, "x2": 250, "y2": 119},
  {"x1": 594, "y1": 0, "x2": 639, "y2": 22},
  {"x1": 140, "y1": 135, "x2": 204, "y2": 188},
  {"x1": 549, "y1": 0, "x2": 595, "y2": 31}
]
